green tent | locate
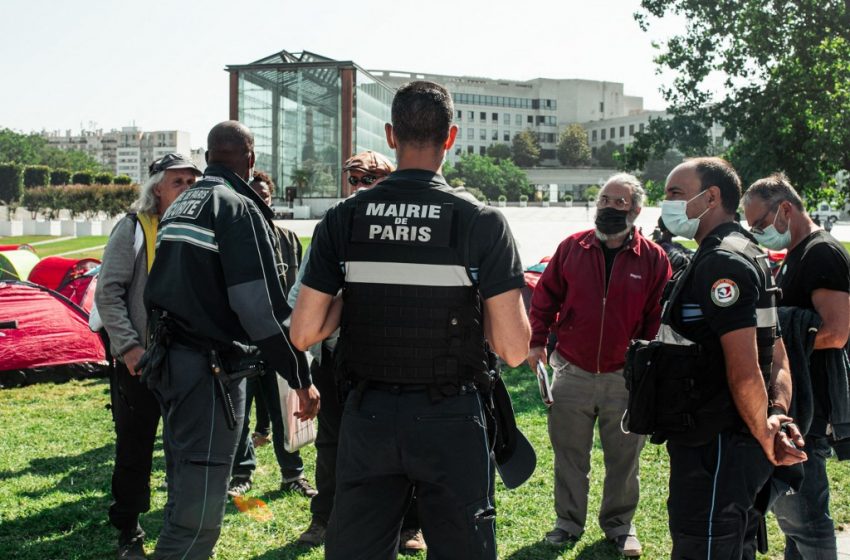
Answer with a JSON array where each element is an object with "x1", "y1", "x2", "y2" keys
[{"x1": 0, "y1": 250, "x2": 40, "y2": 281}]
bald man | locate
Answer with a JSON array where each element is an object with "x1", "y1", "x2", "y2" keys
[{"x1": 142, "y1": 121, "x2": 319, "y2": 560}]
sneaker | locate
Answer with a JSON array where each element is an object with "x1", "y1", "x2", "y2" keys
[
  {"x1": 227, "y1": 477, "x2": 252, "y2": 497},
  {"x1": 117, "y1": 534, "x2": 147, "y2": 559},
  {"x1": 544, "y1": 527, "x2": 578, "y2": 546},
  {"x1": 611, "y1": 534, "x2": 642, "y2": 557},
  {"x1": 399, "y1": 528, "x2": 427, "y2": 554},
  {"x1": 296, "y1": 518, "x2": 327, "y2": 547},
  {"x1": 252, "y1": 431, "x2": 272, "y2": 448},
  {"x1": 281, "y1": 477, "x2": 318, "y2": 498}
]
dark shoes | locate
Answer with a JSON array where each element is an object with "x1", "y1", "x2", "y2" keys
[
  {"x1": 296, "y1": 518, "x2": 327, "y2": 547},
  {"x1": 544, "y1": 527, "x2": 579, "y2": 546},
  {"x1": 611, "y1": 534, "x2": 642, "y2": 557},
  {"x1": 281, "y1": 477, "x2": 318, "y2": 498},
  {"x1": 399, "y1": 528, "x2": 427, "y2": 554},
  {"x1": 226, "y1": 476, "x2": 253, "y2": 497},
  {"x1": 117, "y1": 531, "x2": 147, "y2": 559}
]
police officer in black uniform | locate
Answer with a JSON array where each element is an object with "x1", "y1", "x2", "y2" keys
[
  {"x1": 142, "y1": 121, "x2": 320, "y2": 560},
  {"x1": 650, "y1": 157, "x2": 806, "y2": 558},
  {"x1": 290, "y1": 80, "x2": 531, "y2": 560}
]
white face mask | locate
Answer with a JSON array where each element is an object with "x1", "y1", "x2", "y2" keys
[
  {"x1": 752, "y1": 209, "x2": 792, "y2": 250},
  {"x1": 660, "y1": 190, "x2": 711, "y2": 240}
]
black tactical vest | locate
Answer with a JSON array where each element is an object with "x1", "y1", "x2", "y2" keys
[
  {"x1": 335, "y1": 182, "x2": 489, "y2": 390},
  {"x1": 652, "y1": 230, "x2": 779, "y2": 444}
]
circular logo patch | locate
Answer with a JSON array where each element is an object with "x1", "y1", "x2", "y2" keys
[{"x1": 711, "y1": 279, "x2": 739, "y2": 307}]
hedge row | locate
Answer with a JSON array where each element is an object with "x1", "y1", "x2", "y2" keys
[
  {"x1": 0, "y1": 162, "x2": 133, "y2": 205},
  {"x1": 20, "y1": 184, "x2": 139, "y2": 220}
]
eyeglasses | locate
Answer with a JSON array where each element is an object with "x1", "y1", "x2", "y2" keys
[
  {"x1": 750, "y1": 206, "x2": 779, "y2": 236},
  {"x1": 596, "y1": 195, "x2": 631, "y2": 210},
  {"x1": 348, "y1": 175, "x2": 377, "y2": 187}
]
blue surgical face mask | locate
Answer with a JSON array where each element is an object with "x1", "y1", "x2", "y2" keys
[
  {"x1": 660, "y1": 190, "x2": 711, "y2": 240},
  {"x1": 753, "y1": 208, "x2": 792, "y2": 250}
]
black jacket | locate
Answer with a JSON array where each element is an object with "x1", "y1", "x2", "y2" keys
[{"x1": 144, "y1": 164, "x2": 310, "y2": 388}]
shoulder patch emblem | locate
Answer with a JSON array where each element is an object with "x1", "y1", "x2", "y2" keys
[{"x1": 710, "y1": 279, "x2": 739, "y2": 307}]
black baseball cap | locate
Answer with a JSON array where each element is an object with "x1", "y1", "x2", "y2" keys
[{"x1": 148, "y1": 153, "x2": 202, "y2": 177}]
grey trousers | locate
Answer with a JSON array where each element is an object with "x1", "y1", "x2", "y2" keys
[
  {"x1": 547, "y1": 350, "x2": 645, "y2": 539},
  {"x1": 151, "y1": 346, "x2": 246, "y2": 560}
]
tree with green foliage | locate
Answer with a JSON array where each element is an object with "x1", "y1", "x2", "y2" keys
[
  {"x1": 50, "y1": 169, "x2": 71, "y2": 186},
  {"x1": 629, "y1": 0, "x2": 850, "y2": 197},
  {"x1": 0, "y1": 128, "x2": 103, "y2": 171},
  {"x1": 23, "y1": 165, "x2": 50, "y2": 188},
  {"x1": 444, "y1": 154, "x2": 532, "y2": 200},
  {"x1": 0, "y1": 163, "x2": 23, "y2": 207},
  {"x1": 511, "y1": 130, "x2": 541, "y2": 167},
  {"x1": 72, "y1": 171, "x2": 94, "y2": 185},
  {"x1": 557, "y1": 124, "x2": 592, "y2": 166},
  {"x1": 486, "y1": 143, "x2": 512, "y2": 161},
  {"x1": 113, "y1": 175, "x2": 133, "y2": 185},
  {"x1": 595, "y1": 141, "x2": 623, "y2": 168},
  {"x1": 94, "y1": 172, "x2": 114, "y2": 185}
]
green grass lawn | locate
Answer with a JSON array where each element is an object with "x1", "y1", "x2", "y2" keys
[
  {"x1": 2, "y1": 367, "x2": 848, "y2": 559},
  {"x1": 0, "y1": 236, "x2": 109, "y2": 259}
]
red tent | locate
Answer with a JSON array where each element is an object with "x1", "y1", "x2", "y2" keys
[
  {"x1": 0, "y1": 281, "x2": 108, "y2": 388},
  {"x1": 28, "y1": 256, "x2": 100, "y2": 313}
]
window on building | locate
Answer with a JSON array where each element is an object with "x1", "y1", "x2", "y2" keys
[
  {"x1": 492, "y1": 113, "x2": 498, "y2": 122},
  {"x1": 492, "y1": 130, "x2": 498, "y2": 141},
  {"x1": 467, "y1": 145, "x2": 474, "y2": 154},
  {"x1": 629, "y1": 124, "x2": 635, "y2": 135},
  {"x1": 515, "y1": 114, "x2": 522, "y2": 126},
  {"x1": 504, "y1": 131, "x2": 510, "y2": 141},
  {"x1": 468, "y1": 128, "x2": 474, "y2": 140},
  {"x1": 639, "y1": 123, "x2": 645, "y2": 132},
  {"x1": 592, "y1": 130, "x2": 598, "y2": 142},
  {"x1": 480, "y1": 129, "x2": 487, "y2": 140},
  {"x1": 536, "y1": 116, "x2": 545, "y2": 125},
  {"x1": 468, "y1": 111, "x2": 474, "y2": 121},
  {"x1": 601, "y1": 129, "x2": 607, "y2": 140},
  {"x1": 504, "y1": 113, "x2": 510, "y2": 124},
  {"x1": 599, "y1": 102, "x2": 604, "y2": 113},
  {"x1": 480, "y1": 112, "x2": 487, "y2": 121},
  {"x1": 610, "y1": 127, "x2": 615, "y2": 138},
  {"x1": 479, "y1": 146, "x2": 486, "y2": 155},
  {"x1": 619, "y1": 126, "x2": 625, "y2": 138},
  {"x1": 457, "y1": 110, "x2": 462, "y2": 120},
  {"x1": 455, "y1": 148, "x2": 462, "y2": 155},
  {"x1": 527, "y1": 115, "x2": 533, "y2": 124}
]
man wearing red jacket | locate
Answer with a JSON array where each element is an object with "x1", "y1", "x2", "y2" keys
[{"x1": 527, "y1": 173, "x2": 671, "y2": 557}]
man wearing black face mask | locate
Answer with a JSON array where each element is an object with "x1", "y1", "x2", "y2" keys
[{"x1": 527, "y1": 173, "x2": 671, "y2": 556}]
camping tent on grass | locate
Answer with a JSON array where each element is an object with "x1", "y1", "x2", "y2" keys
[
  {"x1": 28, "y1": 256, "x2": 100, "y2": 313},
  {"x1": 0, "y1": 249, "x2": 40, "y2": 282},
  {"x1": 0, "y1": 281, "x2": 108, "y2": 388}
]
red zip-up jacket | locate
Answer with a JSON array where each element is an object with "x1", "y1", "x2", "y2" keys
[{"x1": 529, "y1": 228, "x2": 671, "y2": 373}]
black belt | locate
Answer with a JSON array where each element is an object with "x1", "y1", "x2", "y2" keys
[{"x1": 365, "y1": 381, "x2": 477, "y2": 394}]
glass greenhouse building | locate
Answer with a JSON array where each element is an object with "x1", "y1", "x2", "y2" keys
[{"x1": 226, "y1": 50, "x2": 396, "y2": 200}]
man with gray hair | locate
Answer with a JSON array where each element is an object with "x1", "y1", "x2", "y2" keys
[
  {"x1": 527, "y1": 173, "x2": 671, "y2": 556},
  {"x1": 95, "y1": 153, "x2": 201, "y2": 559}
]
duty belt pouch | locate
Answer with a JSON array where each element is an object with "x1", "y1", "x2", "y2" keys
[{"x1": 623, "y1": 339, "x2": 661, "y2": 435}]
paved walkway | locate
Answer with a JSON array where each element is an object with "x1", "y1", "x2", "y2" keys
[{"x1": 839, "y1": 525, "x2": 850, "y2": 557}]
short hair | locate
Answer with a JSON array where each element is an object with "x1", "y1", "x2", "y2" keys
[
  {"x1": 743, "y1": 172, "x2": 805, "y2": 212},
  {"x1": 604, "y1": 172, "x2": 645, "y2": 210},
  {"x1": 691, "y1": 157, "x2": 741, "y2": 214},
  {"x1": 391, "y1": 81, "x2": 453, "y2": 147},
  {"x1": 131, "y1": 170, "x2": 165, "y2": 214},
  {"x1": 252, "y1": 170, "x2": 275, "y2": 191},
  {"x1": 207, "y1": 120, "x2": 254, "y2": 153}
]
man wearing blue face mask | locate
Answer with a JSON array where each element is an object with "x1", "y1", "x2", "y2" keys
[
  {"x1": 743, "y1": 173, "x2": 850, "y2": 560},
  {"x1": 649, "y1": 158, "x2": 807, "y2": 559}
]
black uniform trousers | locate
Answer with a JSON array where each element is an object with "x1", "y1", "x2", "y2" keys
[
  {"x1": 325, "y1": 386, "x2": 496, "y2": 560},
  {"x1": 150, "y1": 346, "x2": 247, "y2": 560},
  {"x1": 667, "y1": 431, "x2": 773, "y2": 560},
  {"x1": 109, "y1": 360, "x2": 162, "y2": 535},
  {"x1": 310, "y1": 347, "x2": 420, "y2": 530}
]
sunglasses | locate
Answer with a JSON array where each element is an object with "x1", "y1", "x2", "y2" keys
[{"x1": 348, "y1": 175, "x2": 377, "y2": 187}]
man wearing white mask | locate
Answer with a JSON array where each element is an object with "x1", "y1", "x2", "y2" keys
[
  {"x1": 528, "y1": 173, "x2": 671, "y2": 556},
  {"x1": 743, "y1": 173, "x2": 850, "y2": 559},
  {"x1": 650, "y1": 158, "x2": 806, "y2": 559}
]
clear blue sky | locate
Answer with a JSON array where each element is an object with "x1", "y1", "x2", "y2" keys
[{"x1": 0, "y1": 0, "x2": 684, "y2": 148}]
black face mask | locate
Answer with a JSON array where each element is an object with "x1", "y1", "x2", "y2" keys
[{"x1": 595, "y1": 207, "x2": 630, "y2": 235}]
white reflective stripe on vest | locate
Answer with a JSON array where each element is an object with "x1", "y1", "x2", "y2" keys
[
  {"x1": 756, "y1": 307, "x2": 778, "y2": 328},
  {"x1": 345, "y1": 261, "x2": 473, "y2": 287}
]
